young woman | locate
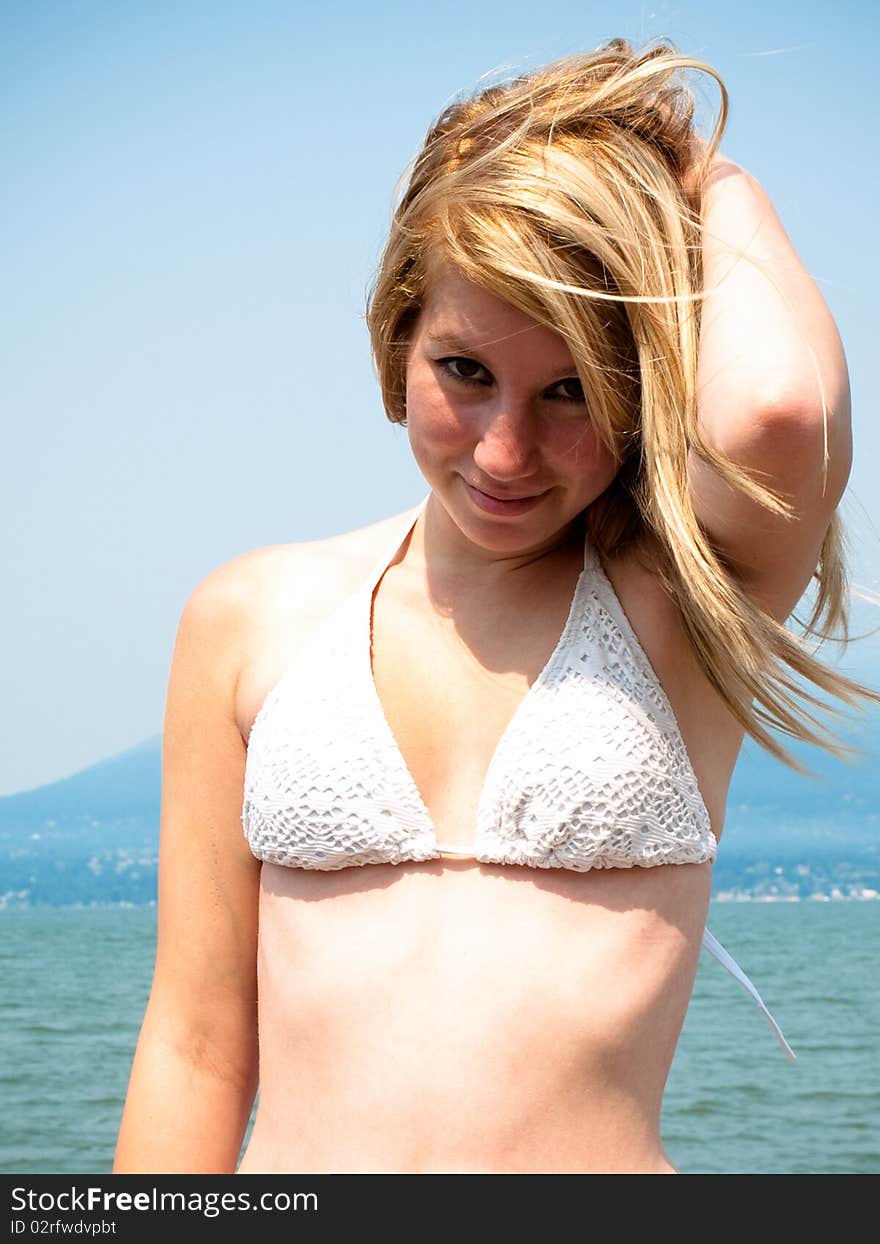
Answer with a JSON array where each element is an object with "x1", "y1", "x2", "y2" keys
[{"x1": 113, "y1": 37, "x2": 879, "y2": 1174}]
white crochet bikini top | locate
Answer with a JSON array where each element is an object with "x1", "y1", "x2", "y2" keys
[{"x1": 242, "y1": 493, "x2": 795, "y2": 1061}]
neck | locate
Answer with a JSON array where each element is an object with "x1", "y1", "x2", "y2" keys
[{"x1": 403, "y1": 491, "x2": 586, "y2": 595}]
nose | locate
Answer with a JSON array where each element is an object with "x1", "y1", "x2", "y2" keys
[{"x1": 472, "y1": 398, "x2": 542, "y2": 482}]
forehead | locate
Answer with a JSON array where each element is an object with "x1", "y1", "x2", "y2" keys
[{"x1": 417, "y1": 263, "x2": 572, "y2": 357}]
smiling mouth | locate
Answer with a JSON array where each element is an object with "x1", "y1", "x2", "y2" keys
[
  {"x1": 471, "y1": 484, "x2": 546, "y2": 501},
  {"x1": 462, "y1": 481, "x2": 551, "y2": 516}
]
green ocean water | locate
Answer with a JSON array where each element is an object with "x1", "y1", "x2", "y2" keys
[{"x1": 1, "y1": 901, "x2": 877, "y2": 1175}]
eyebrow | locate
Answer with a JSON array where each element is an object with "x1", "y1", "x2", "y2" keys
[
  {"x1": 425, "y1": 327, "x2": 577, "y2": 356},
  {"x1": 424, "y1": 332, "x2": 481, "y2": 352},
  {"x1": 425, "y1": 321, "x2": 550, "y2": 349}
]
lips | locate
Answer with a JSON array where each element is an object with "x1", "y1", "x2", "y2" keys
[
  {"x1": 462, "y1": 480, "x2": 549, "y2": 516},
  {"x1": 471, "y1": 484, "x2": 545, "y2": 501}
]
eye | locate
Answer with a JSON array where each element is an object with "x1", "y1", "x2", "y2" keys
[
  {"x1": 547, "y1": 377, "x2": 587, "y2": 404},
  {"x1": 434, "y1": 357, "x2": 587, "y2": 405},
  {"x1": 436, "y1": 356, "x2": 491, "y2": 386}
]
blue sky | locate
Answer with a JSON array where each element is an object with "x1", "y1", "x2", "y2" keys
[{"x1": 3, "y1": 0, "x2": 879, "y2": 795}]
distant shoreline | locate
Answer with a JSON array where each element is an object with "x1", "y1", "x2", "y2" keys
[{"x1": 2, "y1": 891, "x2": 880, "y2": 912}]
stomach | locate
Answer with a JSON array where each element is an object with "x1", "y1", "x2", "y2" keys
[{"x1": 235, "y1": 855, "x2": 712, "y2": 1174}]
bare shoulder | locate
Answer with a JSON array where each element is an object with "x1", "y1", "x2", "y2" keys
[
  {"x1": 221, "y1": 502, "x2": 419, "y2": 743},
  {"x1": 225, "y1": 503, "x2": 413, "y2": 618}
]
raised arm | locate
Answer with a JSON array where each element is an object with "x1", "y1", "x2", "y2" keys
[
  {"x1": 687, "y1": 151, "x2": 853, "y2": 623},
  {"x1": 113, "y1": 563, "x2": 262, "y2": 1174}
]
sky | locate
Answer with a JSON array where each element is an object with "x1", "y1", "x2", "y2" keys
[{"x1": 3, "y1": 0, "x2": 879, "y2": 796}]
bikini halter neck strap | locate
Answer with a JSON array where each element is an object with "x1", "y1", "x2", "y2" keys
[{"x1": 360, "y1": 491, "x2": 599, "y2": 595}]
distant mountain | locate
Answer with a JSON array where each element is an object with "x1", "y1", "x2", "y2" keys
[
  {"x1": 0, "y1": 737, "x2": 162, "y2": 908},
  {"x1": 719, "y1": 705, "x2": 879, "y2": 854},
  {"x1": 0, "y1": 697, "x2": 877, "y2": 907},
  {"x1": 0, "y1": 735, "x2": 160, "y2": 826}
]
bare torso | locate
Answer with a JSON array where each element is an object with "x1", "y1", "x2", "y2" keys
[{"x1": 232, "y1": 501, "x2": 747, "y2": 1173}]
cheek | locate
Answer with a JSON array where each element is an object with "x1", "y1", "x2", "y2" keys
[
  {"x1": 549, "y1": 419, "x2": 613, "y2": 469},
  {"x1": 405, "y1": 371, "x2": 473, "y2": 452}
]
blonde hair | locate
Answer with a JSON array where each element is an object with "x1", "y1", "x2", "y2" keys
[{"x1": 365, "y1": 35, "x2": 880, "y2": 775}]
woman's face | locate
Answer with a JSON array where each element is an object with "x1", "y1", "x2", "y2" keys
[{"x1": 404, "y1": 263, "x2": 621, "y2": 553}]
